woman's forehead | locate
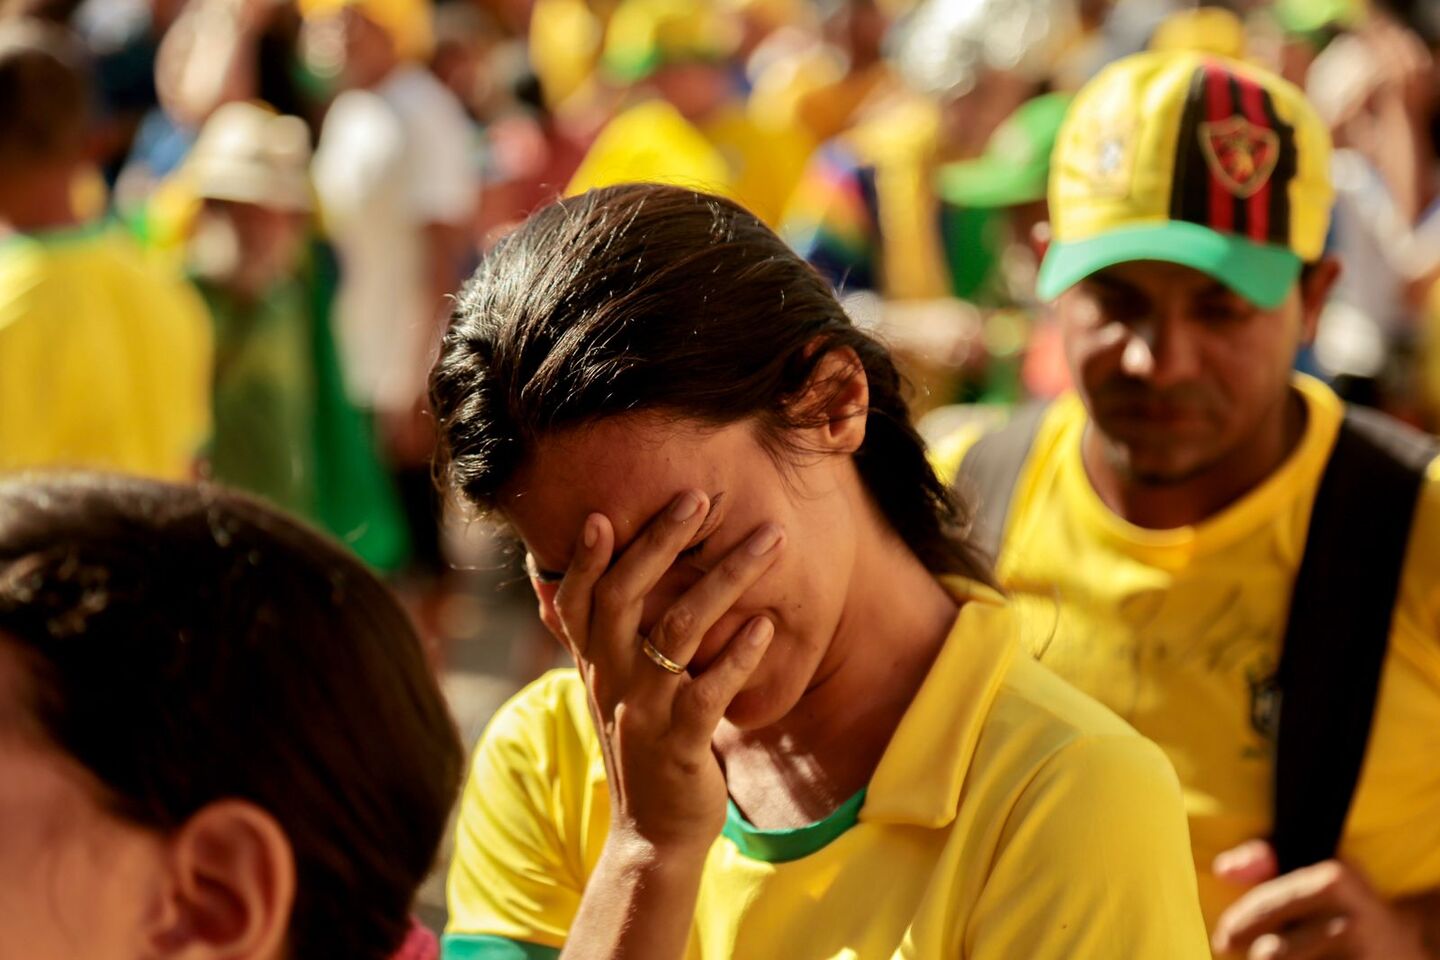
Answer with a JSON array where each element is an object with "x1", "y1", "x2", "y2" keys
[{"x1": 502, "y1": 417, "x2": 751, "y2": 563}]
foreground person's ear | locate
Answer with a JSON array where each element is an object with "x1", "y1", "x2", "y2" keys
[
  {"x1": 800, "y1": 346, "x2": 870, "y2": 455},
  {"x1": 149, "y1": 800, "x2": 295, "y2": 960}
]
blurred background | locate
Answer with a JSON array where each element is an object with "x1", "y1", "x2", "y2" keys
[{"x1": 4, "y1": 0, "x2": 1440, "y2": 934}]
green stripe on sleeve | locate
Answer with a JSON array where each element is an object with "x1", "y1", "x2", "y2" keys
[{"x1": 441, "y1": 933, "x2": 562, "y2": 959}]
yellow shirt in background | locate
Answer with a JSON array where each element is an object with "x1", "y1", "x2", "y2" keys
[
  {"x1": 938, "y1": 375, "x2": 1440, "y2": 930},
  {"x1": 564, "y1": 97, "x2": 811, "y2": 228},
  {"x1": 566, "y1": 99, "x2": 736, "y2": 208},
  {"x1": 445, "y1": 578, "x2": 1210, "y2": 959},
  {"x1": 0, "y1": 224, "x2": 213, "y2": 480}
]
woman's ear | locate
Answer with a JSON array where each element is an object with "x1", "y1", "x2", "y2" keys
[
  {"x1": 147, "y1": 800, "x2": 295, "y2": 960},
  {"x1": 801, "y1": 346, "x2": 869, "y2": 455}
]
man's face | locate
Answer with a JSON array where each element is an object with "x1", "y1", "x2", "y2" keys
[{"x1": 1056, "y1": 259, "x2": 1324, "y2": 484}]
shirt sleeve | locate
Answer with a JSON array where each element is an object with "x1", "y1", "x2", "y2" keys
[
  {"x1": 311, "y1": 90, "x2": 407, "y2": 231},
  {"x1": 965, "y1": 734, "x2": 1212, "y2": 960},
  {"x1": 444, "y1": 682, "x2": 586, "y2": 958},
  {"x1": 404, "y1": 84, "x2": 479, "y2": 227}
]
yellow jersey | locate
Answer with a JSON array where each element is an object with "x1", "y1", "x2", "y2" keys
[
  {"x1": 0, "y1": 223, "x2": 212, "y2": 480},
  {"x1": 935, "y1": 375, "x2": 1440, "y2": 931},
  {"x1": 444, "y1": 578, "x2": 1210, "y2": 959}
]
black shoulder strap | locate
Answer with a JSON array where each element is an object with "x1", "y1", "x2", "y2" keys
[
  {"x1": 954, "y1": 403, "x2": 1050, "y2": 565},
  {"x1": 1272, "y1": 406, "x2": 1438, "y2": 874}
]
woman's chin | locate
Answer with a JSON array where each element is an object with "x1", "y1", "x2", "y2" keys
[{"x1": 721, "y1": 679, "x2": 796, "y2": 730}]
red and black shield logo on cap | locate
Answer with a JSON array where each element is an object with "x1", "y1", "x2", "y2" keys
[
  {"x1": 1200, "y1": 115, "x2": 1280, "y2": 198},
  {"x1": 1169, "y1": 63, "x2": 1298, "y2": 246}
]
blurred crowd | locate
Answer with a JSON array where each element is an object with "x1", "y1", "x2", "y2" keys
[{"x1": 4, "y1": 0, "x2": 1440, "y2": 607}]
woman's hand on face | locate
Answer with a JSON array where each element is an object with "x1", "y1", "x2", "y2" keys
[{"x1": 529, "y1": 491, "x2": 784, "y2": 858}]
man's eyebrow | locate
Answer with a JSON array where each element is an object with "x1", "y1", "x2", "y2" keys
[
  {"x1": 1193, "y1": 281, "x2": 1243, "y2": 300},
  {"x1": 1082, "y1": 272, "x2": 1142, "y2": 296},
  {"x1": 530, "y1": 490, "x2": 727, "y2": 583}
]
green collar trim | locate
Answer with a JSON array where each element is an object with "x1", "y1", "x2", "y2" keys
[
  {"x1": 441, "y1": 933, "x2": 560, "y2": 959},
  {"x1": 721, "y1": 788, "x2": 867, "y2": 864},
  {"x1": 0, "y1": 218, "x2": 109, "y2": 252}
]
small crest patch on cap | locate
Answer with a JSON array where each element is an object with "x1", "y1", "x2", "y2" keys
[
  {"x1": 1083, "y1": 117, "x2": 1137, "y2": 197},
  {"x1": 1199, "y1": 115, "x2": 1280, "y2": 198}
]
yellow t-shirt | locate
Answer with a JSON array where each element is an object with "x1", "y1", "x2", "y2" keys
[
  {"x1": 445, "y1": 579, "x2": 1210, "y2": 959},
  {"x1": 0, "y1": 224, "x2": 213, "y2": 480},
  {"x1": 936, "y1": 375, "x2": 1440, "y2": 931}
]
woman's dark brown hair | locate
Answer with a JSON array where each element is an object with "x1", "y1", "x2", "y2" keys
[
  {"x1": 431, "y1": 183, "x2": 991, "y2": 582},
  {"x1": 0, "y1": 474, "x2": 463, "y2": 960}
]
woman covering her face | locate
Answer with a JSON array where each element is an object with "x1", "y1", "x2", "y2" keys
[
  {"x1": 432, "y1": 184, "x2": 1211, "y2": 959},
  {"x1": 0, "y1": 475, "x2": 462, "y2": 960}
]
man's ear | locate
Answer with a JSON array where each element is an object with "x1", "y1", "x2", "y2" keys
[
  {"x1": 797, "y1": 345, "x2": 869, "y2": 455},
  {"x1": 148, "y1": 800, "x2": 295, "y2": 960},
  {"x1": 1298, "y1": 257, "x2": 1342, "y2": 342}
]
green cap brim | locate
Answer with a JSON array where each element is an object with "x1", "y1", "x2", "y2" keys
[
  {"x1": 1036, "y1": 221, "x2": 1302, "y2": 309},
  {"x1": 937, "y1": 157, "x2": 1048, "y2": 209}
]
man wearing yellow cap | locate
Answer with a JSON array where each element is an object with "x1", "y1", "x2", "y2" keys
[
  {"x1": 565, "y1": 0, "x2": 811, "y2": 227},
  {"x1": 939, "y1": 51, "x2": 1440, "y2": 957}
]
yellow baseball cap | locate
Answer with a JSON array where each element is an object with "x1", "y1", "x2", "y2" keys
[
  {"x1": 1149, "y1": 7, "x2": 1247, "y2": 59},
  {"x1": 1038, "y1": 51, "x2": 1334, "y2": 309}
]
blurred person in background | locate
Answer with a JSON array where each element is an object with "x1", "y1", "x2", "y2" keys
[
  {"x1": 466, "y1": 0, "x2": 599, "y2": 245},
  {"x1": 0, "y1": 18, "x2": 212, "y2": 481},
  {"x1": 0, "y1": 474, "x2": 462, "y2": 960},
  {"x1": 155, "y1": 0, "x2": 312, "y2": 124},
  {"x1": 782, "y1": 0, "x2": 1076, "y2": 299},
  {"x1": 781, "y1": 0, "x2": 1068, "y2": 415},
  {"x1": 111, "y1": 0, "x2": 311, "y2": 217},
  {"x1": 565, "y1": 0, "x2": 811, "y2": 226},
  {"x1": 49, "y1": 0, "x2": 188, "y2": 181},
  {"x1": 932, "y1": 91, "x2": 1074, "y2": 403},
  {"x1": 1294, "y1": 0, "x2": 1440, "y2": 413},
  {"x1": 938, "y1": 50, "x2": 1440, "y2": 958},
  {"x1": 182, "y1": 100, "x2": 411, "y2": 571},
  {"x1": 746, "y1": 0, "x2": 895, "y2": 148},
  {"x1": 302, "y1": 0, "x2": 478, "y2": 576}
]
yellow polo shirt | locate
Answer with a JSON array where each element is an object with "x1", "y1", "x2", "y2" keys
[
  {"x1": 444, "y1": 579, "x2": 1210, "y2": 959},
  {"x1": 935, "y1": 375, "x2": 1440, "y2": 931},
  {"x1": 0, "y1": 223, "x2": 212, "y2": 480}
]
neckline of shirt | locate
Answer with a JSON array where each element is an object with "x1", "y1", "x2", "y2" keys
[{"x1": 1055, "y1": 375, "x2": 1342, "y2": 565}]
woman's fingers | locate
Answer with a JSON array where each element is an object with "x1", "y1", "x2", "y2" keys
[
  {"x1": 550, "y1": 513, "x2": 613, "y2": 657},
  {"x1": 645, "y1": 523, "x2": 784, "y2": 671},
  {"x1": 1242, "y1": 917, "x2": 1350, "y2": 960},
  {"x1": 672, "y1": 616, "x2": 774, "y2": 746},
  {"x1": 590, "y1": 490, "x2": 711, "y2": 654}
]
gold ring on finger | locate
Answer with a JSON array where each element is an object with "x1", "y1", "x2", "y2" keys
[{"x1": 640, "y1": 636, "x2": 686, "y2": 674}]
